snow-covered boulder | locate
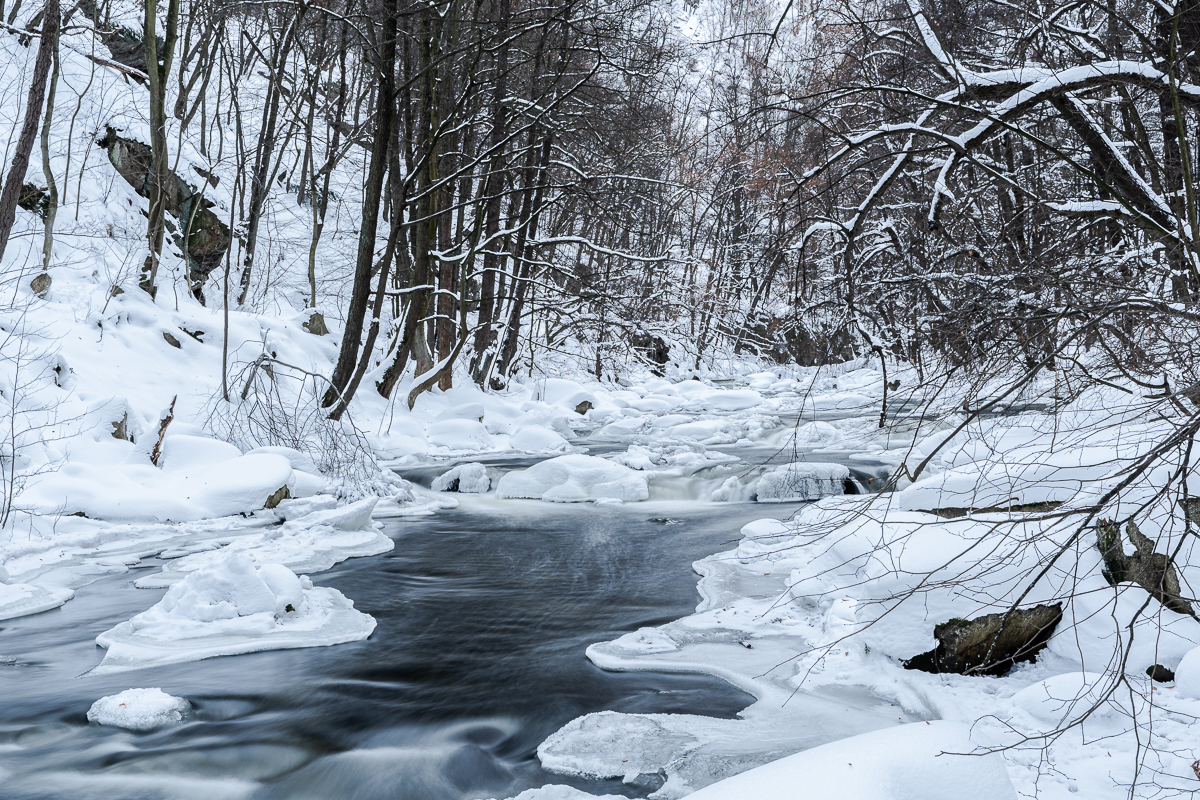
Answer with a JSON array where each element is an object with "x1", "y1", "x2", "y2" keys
[
  {"x1": 495, "y1": 454, "x2": 649, "y2": 503},
  {"x1": 157, "y1": 435, "x2": 242, "y2": 472},
  {"x1": 87, "y1": 688, "x2": 189, "y2": 730},
  {"x1": 432, "y1": 463, "x2": 491, "y2": 493},
  {"x1": 1012, "y1": 672, "x2": 1114, "y2": 723},
  {"x1": 756, "y1": 462, "x2": 850, "y2": 502},
  {"x1": 428, "y1": 419, "x2": 494, "y2": 451},
  {"x1": 509, "y1": 424, "x2": 571, "y2": 452},
  {"x1": 683, "y1": 721, "x2": 1016, "y2": 800},
  {"x1": 26, "y1": 452, "x2": 295, "y2": 522},
  {"x1": 700, "y1": 388, "x2": 764, "y2": 412},
  {"x1": 94, "y1": 553, "x2": 375, "y2": 672},
  {"x1": 1174, "y1": 646, "x2": 1200, "y2": 698}
]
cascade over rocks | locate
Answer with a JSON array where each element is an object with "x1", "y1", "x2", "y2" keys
[
  {"x1": 97, "y1": 128, "x2": 230, "y2": 303},
  {"x1": 904, "y1": 603, "x2": 1063, "y2": 676}
]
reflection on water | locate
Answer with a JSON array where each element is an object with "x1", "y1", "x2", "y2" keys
[{"x1": 0, "y1": 498, "x2": 804, "y2": 800}]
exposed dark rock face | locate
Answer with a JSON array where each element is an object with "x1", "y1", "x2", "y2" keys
[
  {"x1": 30, "y1": 272, "x2": 51, "y2": 298},
  {"x1": 771, "y1": 320, "x2": 857, "y2": 366},
  {"x1": 97, "y1": 128, "x2": 230, "y2": 303},
  {"x1": 18, "y1": 183, "x2": 50, "y2": 218},
  {"x1": 264, "y1": 485, "x2": 291, "y2": 509},
  {"x1": 303, "y1": 312, "x2": 329, "y2": 336},
  {"x1": 904, "y1": 603, "x2": 1063, "y2": 676},
  {"x1": 1147, "y1": 664, "x2": 1176, "y2": 683},
  {"x1": 1096, "y1": 519, "x2": 1197, "y2": 618},
  {"x1": 629, "y1": 330, "x2": 669, "y2": 375}
]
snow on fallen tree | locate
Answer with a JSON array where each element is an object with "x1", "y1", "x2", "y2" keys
[{"x1": 92, "y1": 553, "x2": 374, "y2": 673}]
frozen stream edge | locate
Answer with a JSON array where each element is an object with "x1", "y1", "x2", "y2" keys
[{"x1": 536, "y1": 545, "x2": 916, "y2": 798}]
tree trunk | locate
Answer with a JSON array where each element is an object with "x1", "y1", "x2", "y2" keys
[
  {"x1": 322, "y1": 0, "x2": 397, "y2": 410},
  {"x1": 0, "y1": 0, "x2": 59, "y2": 263}
]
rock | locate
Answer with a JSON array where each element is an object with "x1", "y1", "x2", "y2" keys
[
  {"x1": 574, "y1": 400, "x2": 594, "y2": 415},
  {"x1": 904, "y1": 603, "x2": 1063, "y2": 676},
  {"x1": 30, "y1": 272, "x2": 51, "y2": 298},
  {"x1": 629, "y1": 330, "x2": 669, "y2": 376},
  {"x1": 97, "y1": 128, "x2": 231, "y2": 303},
  {"x1": 1097, "y1": 519, "x2": 1197, "y2": 618},
  {"x1": 764, "y1": 316, "x2": 857, "y2": 366},
  {"x1": 264, "y1": 485, "x2": 291, "y2": 509},
  {"x1": 17, "y1": 183, "x2": 50, "y2": 218},
  {"x1": 163, "y1": 331, "x2": 182, "y2": 349},
  {"x1": 111, "y1": 413, "x2": 130, "y2": 441},
  {"x1": 1147, "y1": 664, "x2": 1176, "y2": 683},
  {"x1": 303, "y1": 312, "x2": 329, "y2": 335}
]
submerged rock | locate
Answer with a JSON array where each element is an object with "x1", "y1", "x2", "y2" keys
[{"x1": 904, "y1": 603, "x2": 1063, "y2": 676}]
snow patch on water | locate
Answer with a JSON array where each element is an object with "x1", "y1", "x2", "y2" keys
[{"x1": 87, "y1": 688, "x2": 190, "y2": 730}]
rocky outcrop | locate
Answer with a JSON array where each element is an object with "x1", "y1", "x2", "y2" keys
[
  {"x1": 629, "y1": 330, "x2": 669, "y2": 376},
  {"x1": 97, "y1": 128, "x2": 230, "y2": 303},
  {"x1": 1096, "y1": 519, "x2": 1197, "y2": 618},
  {"x1": 18, "y1": 183, "x2": 50, "y2": 218},
  {"x1": 904, "y1": 603, "x2": 1063, "y2": 676}
]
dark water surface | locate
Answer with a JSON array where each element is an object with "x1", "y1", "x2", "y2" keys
[{"x1": 0, "y1": 498, "x2": 802, "y2": 800}]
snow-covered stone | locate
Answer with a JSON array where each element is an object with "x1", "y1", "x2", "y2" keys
[
  {"x1": 495, "y1": 454, "x2": 649, "y2": 503},
  {"x1": 432, "y1": 463, "x2": 492, "y2": 493},
  {"x1": 95, "y1": 553, "x2": 375, "y2": 672},
  {"x1": 1174, "y1": 646, "x2": 1200, "y2": 699},
  {"x1": 87, "y1": 688, "x2": 190, "y2": 731}
]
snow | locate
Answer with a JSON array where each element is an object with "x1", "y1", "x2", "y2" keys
[
  {"x1": 496, "y1": 454, "x2": 649, "y2": 503},
  {"x1": 431, "y1": 463, "x2": 492, "y2": 493},
  {"x1": 86, "y1": 688, "x2": 190, "y2": 731},
  {"x1": 0, "y1": 581, "x2": 74, "y2": 620},
  {"x1": 1174, "y1": 647, "x2": 1200, "y2": 699},
  {"x1": 684, "y1": 721, "x2": 1016, "y2": 800},
  {"x1": 755, "y1": 461, "x2": 850, "y2": 501},
  {"x1": 489, "y1": 789, "x2": 624, "y2": 800},
  {"x1": 133, "y1": 498, "x2": 391, "y2": 587},
  {"x1": 93, "y1": 553, "x2": 375, "y2": 672},
  {"x1": 25, "y1": 451, "x2": 296, "y2": 522}
]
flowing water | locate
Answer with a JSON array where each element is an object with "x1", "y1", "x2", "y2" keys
[
  {"x1": 0, "y1": 493, "x2": 824, "y2": 800},
  {"x1": 0, "y1": 402, "x2": 901, "y2": 800}
]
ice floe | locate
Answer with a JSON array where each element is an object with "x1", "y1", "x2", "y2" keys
[{"x1": 93, "y1": 553, "x2": 375, "y2": 672}]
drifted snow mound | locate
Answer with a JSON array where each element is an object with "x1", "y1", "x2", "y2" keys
[
  {"x1": 1174, "y1": 646, "x2": 1200, "y2": 699},
  {"x1": 487, "y1": 788, "x2": 624, "y2": 800},
  {"x1": 756, "y1": 462, "x2": 851, "y2": 502},
  {"x1": 432, "y1": 463, "x2": 491, "y2": 493},
  {"x1": 1011, "y1": 672, "x2": 1119, "y2": 723},
  {"x1": 496, "y1": 455, "x2": 648, "y2": 503},
  {"x1": 87, "y1": 688, "x2": 189, "y2": 730},
  {"x1": 684, "y1": 722, "x2": 1017, "y2": 800},
  {"x1": 94, "y1": 553, "x2": 374, "y2": 673},
  {"x1": 27, "y1": 449, "x2": 295, "y2": 522}
]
